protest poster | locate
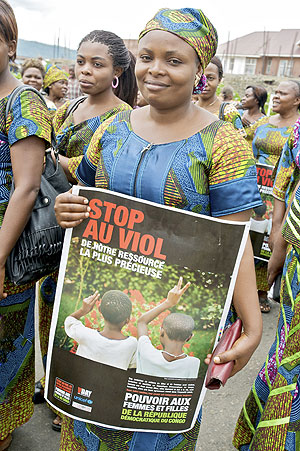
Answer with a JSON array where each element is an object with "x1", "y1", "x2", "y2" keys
[
  {"x1": 250, "y1": 163, "x2": 273, "y2": 261},
  {"x1": 45, "y1": 187, "x2": 249, "y2": 433}
]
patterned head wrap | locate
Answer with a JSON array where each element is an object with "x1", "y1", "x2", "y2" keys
[
  {"x1": 139, "y1": 8, "x2": 218, "y2": 70},
  {"x1": 43, "y1": 64, "x2": 68, "y2": 89}
]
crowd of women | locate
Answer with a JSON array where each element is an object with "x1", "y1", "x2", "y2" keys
[{"x1": 0, "y1": 0, "x2": 300, "y2": 450}]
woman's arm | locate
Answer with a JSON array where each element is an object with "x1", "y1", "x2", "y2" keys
[
  {"x1": 268, "y1": 198, "x2": 286, "y2": 251},
  {"x1": 0, "y1": 136, "x2": 45, "y2": 299},
  {"x1": 206, "y1": 209, "x2": 262, "y2": 377},
  {"x1": 268, "y1": 179, "x2": 300, "y2": 287}
]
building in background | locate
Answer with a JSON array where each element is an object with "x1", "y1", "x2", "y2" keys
[{"x1": 217, "y1": 29, "x2": 300, "y2": 77}]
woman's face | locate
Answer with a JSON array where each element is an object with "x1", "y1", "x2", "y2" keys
[
  {"x1": 272, "y1": 82, "x2": 300, "y2": 114},
  {"x1": 241, "y1": 87, "x2": 258, "y2": 110},
  {"x1": 22, "y1": 67, "x2": 43, "y2": 91},
  {"x1": 200, "y1": 62, "x2": 220, "y2": 100},
  {"x1": 75, "y1": 41, "x2": 120, "y2": 95},
  {"x1": 0, "y1": 37, "x2": 14, "y2": 76},
  {"x1": 136, "y1": 30, "x2": 200, "y2": 110},
  {"x1": 49, "y1": 79, "x2": 68, "y2": 99},
  {"x1": 136, "y1": 90, "x2": 148, "y2": 107}
]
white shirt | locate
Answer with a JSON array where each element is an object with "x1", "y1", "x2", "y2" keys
[
  {"x1": 44, "y1": 97, "x2": 57, "y2": 111},
  {"x1": 136, "y1": 336, "x2": 200, "y2": 378},
  {"x1": 64, "y1": 316, "x2": 137, "y2": 370}
]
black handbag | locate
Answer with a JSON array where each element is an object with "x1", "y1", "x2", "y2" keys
[{"x1": 5, "y1": 85, "x2": 71, "y2": 285}]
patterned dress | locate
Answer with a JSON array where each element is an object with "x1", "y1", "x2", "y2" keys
[
  {"x1": 273, "y1": 120, "x2": 300, "y2": 208},
  {"x1": 246, "y1": 116, "x2": 294, "y2": 292},
  {"x1": 62, "y1": 109, "x2": 262, "y2": 451},
  {"x1": 211, "y1": 102, "x2": 245, "y2": 135},
  {"x1": 233, "y1": 173, "x2": 300, "y2": 451},
  {"x1": 0, "y1": 89, "x2": 51, "y2": 439},
  {"x1": 246, "y1": 116, "x2": 293, "y2": 167},
  {"x1": 38, "y1": 101, "x2": 132, "y2": 379}
]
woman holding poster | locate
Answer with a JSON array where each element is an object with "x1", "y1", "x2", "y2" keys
[{"x1": 55, "y1": 7, "x2": 263, "y2": 451}]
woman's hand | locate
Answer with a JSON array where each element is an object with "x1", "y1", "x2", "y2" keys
[
  {"x1": 204, "y1": 329, "x2": 261, "y2": 377},
  {"x1": 268, "y1": 229, "x2": 276, "y2": 252},
  {"x1": 267, "y1": 237, "x2": 287, "y2": 288},
  {"x1": 54, "y1": 190, "x2": 90, "y2": 228},
  {"x1": 0, "y1": 262, "x2": 7, "y2": 300},
  {"x1": 268, "y1": 199, "x2": 286, "y2": 251}
]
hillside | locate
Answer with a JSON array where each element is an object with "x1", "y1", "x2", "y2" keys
[{"x1": 17, "y1": 39, "x2": 76, "y2": 60}]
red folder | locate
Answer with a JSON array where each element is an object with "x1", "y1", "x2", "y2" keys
[{"x1": 205, "y1": 318, "x2": 242, "y2": 390}]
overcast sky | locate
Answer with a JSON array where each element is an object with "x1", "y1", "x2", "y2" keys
[{"x1": 9, "y1": 0, "x2": 300, "y2": 51}]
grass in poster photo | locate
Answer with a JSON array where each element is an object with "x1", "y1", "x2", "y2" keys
[{"x1": 54, "y1": 238, "x2": 230, "y2": 380}]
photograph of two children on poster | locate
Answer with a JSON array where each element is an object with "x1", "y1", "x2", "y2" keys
[{"x1": 45, "y1": 187, "x2": 248, "y2": 433}]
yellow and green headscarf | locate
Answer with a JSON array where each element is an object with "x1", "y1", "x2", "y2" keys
[
  {"x1": 43, "y1": 64, "x2": 68, "y2": 89},
  {"x1": 139, "y1": 8, "x2": 218, "y2": 70}
]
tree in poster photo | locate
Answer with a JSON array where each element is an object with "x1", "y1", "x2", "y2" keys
[
  {"x1": 137, "y1": 277, "x2": 200, "y2": 378},
  {"x1": 64, "y1": 290, "x2": 137, "y2": 369}
]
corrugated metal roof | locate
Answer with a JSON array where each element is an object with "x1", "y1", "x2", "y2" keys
[{"x1": 217, "y1": 29, "x2": 300, "y2": 57}]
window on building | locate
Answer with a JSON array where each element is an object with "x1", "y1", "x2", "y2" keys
[
  {"x1": 245, "y1": 58, "x2": 256, "y2": 75},
  {"x1": 278, "y1": 59, "x2": 293, "y2": 76},
  {"x1": 229, "y1": 57, "x2": 235, "y2": 72},
  {"x1": 266, "y1": 58, "x2": 272, "y2": 74}
]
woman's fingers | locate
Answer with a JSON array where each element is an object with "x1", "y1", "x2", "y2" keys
[
  {"x1": 0, "y1": 268, "x2": 8, "y2": 300},
  {"x1": 56, "y1": 190, "x2": 88, "y2": 204},
  {"x1": 204, "y1": 354, "x2": 212, "y2": 365},
  {"x1": 55, "y1": 191, "x2": 90, "y2": 228},
  {"x1": 57, "y1": 211, "x2": 89, "y2": 229},
  {"x1": 267, "y1": 271, "x2": 277, "y2": 289},
  {"x1": 212, "y1": 333, "x2": 258, "y2": 377},
  {"x1": 0, "y1": 290, "x2": 7, "y2": 300}
]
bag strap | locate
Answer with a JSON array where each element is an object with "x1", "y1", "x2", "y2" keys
[
  {"x1": 219, "y1": 101, "x2": 230, "y2": 121},
  {"x1": 5, "y1": 85, "x2": 57, "y2": 150},
  {"x1": 5, "y1": 85, "x2": 47, "y2": 119},
  {"x1": 64, "y1": 95, "x2": 87, "y2": 120}
]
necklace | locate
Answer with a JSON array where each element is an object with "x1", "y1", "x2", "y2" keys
[
  {"x1": 208, "y1": 97, "x2": 218, "y2": 107},
  {"x1": 161, "y1": 350, "x2": 186, "y2": 359}
]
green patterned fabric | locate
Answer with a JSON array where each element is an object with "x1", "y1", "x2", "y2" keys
[{"x1": 233, "y1": 190, "x2": 300, "y2": 450}]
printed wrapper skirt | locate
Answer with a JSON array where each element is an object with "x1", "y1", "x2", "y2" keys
[
  {"x1": 60, "y1": 413, "x2": 202, "y2": 451},
  {"x1": 0, "y1": 285, "x2": 35, "y2": 439}
]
